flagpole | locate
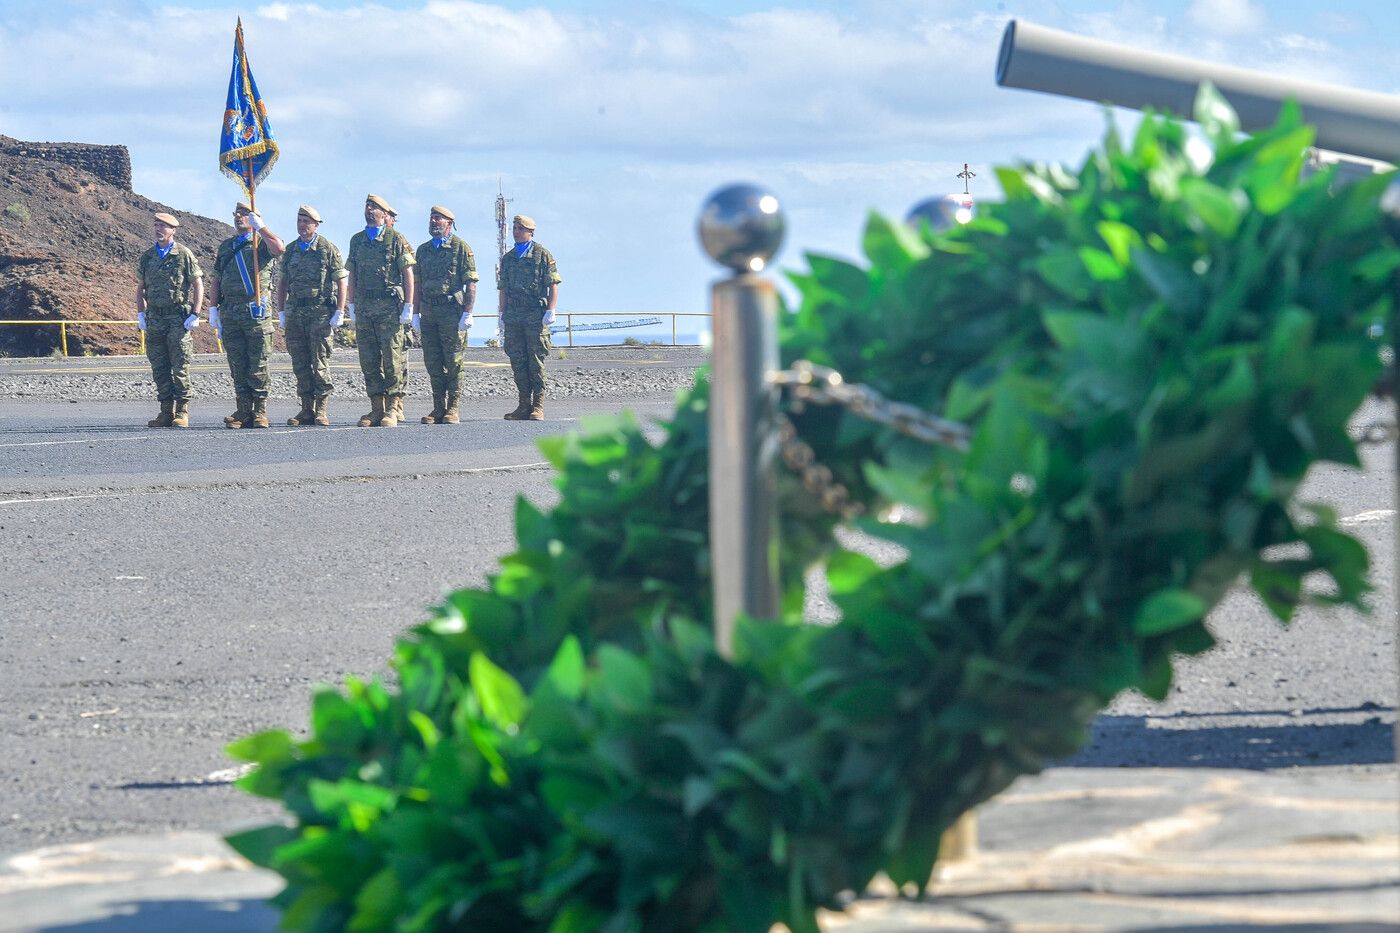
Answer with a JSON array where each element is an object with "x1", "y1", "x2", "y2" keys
[{"x1": 245, "y1": 162, "x2": 261, "y2": 313}]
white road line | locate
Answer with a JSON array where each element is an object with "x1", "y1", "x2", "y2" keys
[
  {"x1": 1339, "y1": 509, "x2": 1395, "y2": 526},
  {"x1": 0, "y1": 434, "x2": 151, "y2": 449},
  {"x1": 0, "y1": 490, "x2": 126, "y2": 504},
  {"x1": 0, "y1": 460, "x2": 553, "y2": 507}
]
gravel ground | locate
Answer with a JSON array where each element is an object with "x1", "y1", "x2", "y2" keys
[{"x1": 0, "y1": 346, "x2": 704, "y2": 402}]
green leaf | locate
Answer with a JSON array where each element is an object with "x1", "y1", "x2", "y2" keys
[
  {"x1": 594, "y1": 645, "x2": 652, "y2": 715},
  {"x1": 224, "y1": 824, "x2": 297, "y2": 869},
  {"x1": 470, "y1": 652, "x2": 528, "y2": 729},
  {"x1": 1132, "y1": 589, "x2": 1207, "y2": 636},
  {"x1": 1193, "y1": 81, "x2": 1239, "y2": 146},
  {"x1": 543, "y1": 635, "x2": 586, "y2": 701}
]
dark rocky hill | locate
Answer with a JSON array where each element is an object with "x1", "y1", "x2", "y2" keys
[{"x1": 0, "y1": 135, "x2": 238, "y2": 357}]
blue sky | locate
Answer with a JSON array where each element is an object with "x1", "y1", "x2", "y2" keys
[{"x1": 2, "y1": 1, "x2": 1397, "y2": 317}]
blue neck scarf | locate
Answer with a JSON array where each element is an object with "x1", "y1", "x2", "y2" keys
[
  {"x1": 237, "y1": 231, "x2": 253, "y2": 244},
  {"x1": 298, "y1": 235, "x2": 317, "y2": 252},
  {"x1": 513, "y1": 241, "x2": 532, "y2": 258},
  {"x1": 156, "y1": 241, "x2": 175, "y2": 259},
  {"x1": 432, "y1": 235, "x2": 449, "y2": 249},
  {"x1": 365, "y1": 225, "x2": 384, "y2": 241}
]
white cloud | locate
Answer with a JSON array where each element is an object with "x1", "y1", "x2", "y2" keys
[{"x1": 1186, "y1": 0, "x2": 1266, "y2": 36}]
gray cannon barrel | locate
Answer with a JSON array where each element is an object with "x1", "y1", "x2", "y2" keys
[{"x1": 996, "y1": 19, "x2": 1400, "y2": 165}]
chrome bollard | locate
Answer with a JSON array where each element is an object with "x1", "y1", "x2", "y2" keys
[{"x1": 698, "y1": 183, "x2": 785, "y2": 659}]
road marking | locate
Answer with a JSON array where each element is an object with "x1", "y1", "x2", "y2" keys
[
  {"x1": 0, "y1": 434, "x2": 151, "y2": 449},
  {"x1": 0, "y1": 493, "x2": 126, "y2": 507},
  {"x1": 1340, "y1": 509, "x2": 1394, "y2": 526},
  {"x1": 0, "y1": 461, "x2": 553, "y2": 507}
]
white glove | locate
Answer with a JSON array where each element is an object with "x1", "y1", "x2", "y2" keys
[
  {"x1": 277, "y1": 309, "x2": 286, "y2": 329},
  {"x1": 400, "y1": 303, "x2": 413, "y2": 324},
  {"x1": 249, "y1": 212, "x2": 265, "y2": 232},
  {"x1": 411, "y1": 312, "x2": 421, "y2": 335},
  {"x1": 208, "y1": 305, "x2": 220, "y2": 330},
  {"x1": 458, "y1": 312, "x2": 471, "y2": 331},
  {"x1": 137, "y1": 311, "x2": 146, "y2": 332},
  {"x1": 543, "y1": 307, "x2": 556, "y2": 327},
  {"x1": 183, "y1": 313, "x2": 200, "y2": 331},
  {"x1": 347, "y1": 302, "x2": 356, "y2": 324},
  {"x1": 329, "y1": 308, "x2": 344, "y2": 328}
]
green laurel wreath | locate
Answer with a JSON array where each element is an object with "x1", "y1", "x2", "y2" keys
[{"x1": 227, "y1": 87, "x2": 1398, "y2": 933}]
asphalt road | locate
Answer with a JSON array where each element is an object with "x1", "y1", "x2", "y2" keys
[{"x1": 0, "y1": 379, "x2": 1395, "y2": 858}]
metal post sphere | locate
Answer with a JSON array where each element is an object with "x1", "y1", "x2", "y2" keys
[
  {"x1": 698, "y1": 183, "x2": 786, "y2": 274},
  {"x1": 905, "y1": 193, "x2": 977, "y2": 232}
]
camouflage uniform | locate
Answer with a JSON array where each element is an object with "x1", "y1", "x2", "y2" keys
[
  {"x1": 415, "y1": 234, "x2": 478, "y2": 400},
  {"x1": 346, "y1": 227, "x2": 416, "y2": 398},
  {"x1": 498, "y1": 240, "x2": 560, "y2": 399},
  {"x1": 213, "y1": 234, "x2": 276, "y2": 401},
  {"x1": 138, "y1": 242, "x2": 202, "y2": 402},
  {"x1": 280, "y1": 235, "x2": 347, "y2": 401}
]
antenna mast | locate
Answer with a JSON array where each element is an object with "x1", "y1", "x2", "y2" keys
[{"x1": 493, "y1": 178, "x2": 512, "y2": 343}]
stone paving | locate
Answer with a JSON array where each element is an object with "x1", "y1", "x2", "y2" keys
[{"x1": 3, "y1": 766, "x2": 1395, "y2": 932}]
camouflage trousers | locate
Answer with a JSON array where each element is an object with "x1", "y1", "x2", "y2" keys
[
  {"x1": 355, "y1": 300, "x2": 405, "y2": 397},
  {"x1": 144, "y1": 310, "x2": 193, "y2": 401},
  {"x1": 285, "y1": 305, "x2": 335, "y2": 399},
  {"x1": 221, "y1": 313, "x2": 274, "y2": 400},
  {"x1": 420, "y1": 301, "x2": 466, "y2": 397},
  {"x1": 502, "y1": 314, "x2": 550, "y2": 395}
]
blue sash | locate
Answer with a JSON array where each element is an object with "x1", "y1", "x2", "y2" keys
[{"x1": 234, "y1": 245, "x2": 265, "y2": 319}]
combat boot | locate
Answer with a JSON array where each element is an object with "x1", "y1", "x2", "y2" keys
[
  {"x1": 377, "y1": 394, "x2": 398, "y2": 428},
  {"x1": 441, "y1": 392, "x2": 460, "y2": 425},
  {"x1": 358, "y1": 395, "x2": 377, "y2": 427},
  {"x1": 287, "y1": 394, "x2": 315, "y2": 426},
  {"x1": 312, "y1": 396, "x2": 330, "y2": 426},
  {"x1": 224, "y1": 395, "x2": 251, "y2": 427},
  {"x1": 148, "y1": 398, "x2": 174, "y2": 428},
  {"x1": 392, "y1": 395, "x2": 406, "y2": 423},
  {"x1": 526, "y1": 390, "x2": 544, "y2": 421},
  {"x1": 422, "y1": 392, "x2": 445, "y2": 424},
  {"x1": 250, "y1": 398, "x2": 270, "y2": 429},
  {"x1": 503, "y1": 390, "x2": 530, "y2": 420},
  {"x1": 171, "y1": 399, "x2": 191, "y2": 429}
]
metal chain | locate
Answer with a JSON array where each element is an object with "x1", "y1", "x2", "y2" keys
[
  {"x1": 767, "y1": 360, "x2": 971, "y2": 519},
  {"x1": 775, "y1": 413, "x2": 864, "y2": 520},
  {"x1": 770, "y1": 360, "x2": 971, "y2": 451}
]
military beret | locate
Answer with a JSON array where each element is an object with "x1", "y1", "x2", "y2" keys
[
  {"x1": 297, "y1": 204, "x2": 322, "y2": 223},
  {"x1": 153, "y1": 212, "x2": 180, "y2": 228},
  {"x1": 365, "y1": 194, "x2": 396, "y2": 216},
  {"x1": 513, "y1": 214, "x2": 536, "y2": 231},
  {"x1": 234, "y1": 201, "x2": 252, "y2": 214},
  {"x1": 429, "y1": 205, "x2": 455, "y2": 222}
]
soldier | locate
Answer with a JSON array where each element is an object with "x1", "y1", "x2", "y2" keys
[
  {"x1": 209, "y1": 202, "x2": 285, "y2": 429},
  {"x1": 497, "y1": 214, "x2": 559, "y2": 420},
  {"x1": 412, "y1": 206, "x2": 478, "y2": 424},
  {"x1": 275, "y1": 205, "x2": 347, "y2": 426},
  {"x1": 136, "y1": 212, "x2": 204, "y2": 428},
  {"x1": 346, "y1": 194, "x2": 416, "y2": 427}
]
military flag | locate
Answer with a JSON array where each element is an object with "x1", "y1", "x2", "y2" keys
[{"x1": 218, "y1": 18, "x2": 278, "y2": 199}]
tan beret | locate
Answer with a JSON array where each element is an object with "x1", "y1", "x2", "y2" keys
[
  {"x1": 234, "y1": 201, "x2": 252, "y2": 214},
  {"x1": 513, "y1": 214, "x2": 536, "y2": 231},
  {"x1": 153, "y1": 212, "x2": 180, "y2": 228},
  {"x1": 297, "y1": 204, "x2": 322, "y2": 223},
  {"x1": 365, "y1": 194, "x2": 396, "y2": 216},
  {"x1": 429, "y1": 205, "x2": 455, "y2": 222}
]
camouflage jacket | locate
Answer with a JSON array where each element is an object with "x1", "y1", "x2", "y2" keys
[
  {"x1": 281, "y1": 235, "x2": 347, "y2": 311},
  {"x1": 137, "y1": 242, "x2": 202, "y2": 314},
  {"x1": 497, "y1": 240, "x2": 560, "y2": 319},
  {"x1": 213, "y1": 235, "x2": 276, "y2": 305},
  {"x1": 347, "y1": 227, "x2": 415, "y2": 303},
  {"x1": 414, "y1": 235, "x2": 478, "y2": 308}
]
